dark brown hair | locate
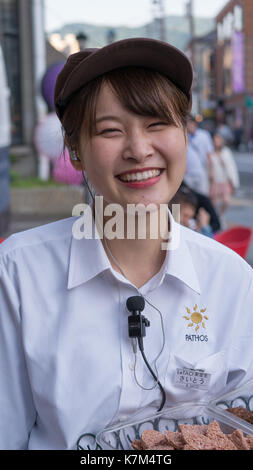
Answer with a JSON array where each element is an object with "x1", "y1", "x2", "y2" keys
[
  {"x1": 169, "y1": 186, "x2": 198, "y2": 210},
  {"x1": 62, "y1": 66, "x2": 189, "y2": 155}
]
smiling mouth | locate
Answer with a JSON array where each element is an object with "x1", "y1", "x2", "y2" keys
[{"x1": 117, "y1": 169, "x2": 164, "y2": 182}]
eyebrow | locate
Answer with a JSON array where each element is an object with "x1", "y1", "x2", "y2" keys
[{"x1": 95, "y1": 115, "x2": 121, "y2": 124}]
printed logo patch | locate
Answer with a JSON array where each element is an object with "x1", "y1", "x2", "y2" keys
[{"x1": 183, "y1": 304, "x2": 208, "y2": 333}]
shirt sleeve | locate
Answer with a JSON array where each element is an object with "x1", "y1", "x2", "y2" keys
[{"x1": 0, "y1": 258, "x2": 36, "y2": 449}]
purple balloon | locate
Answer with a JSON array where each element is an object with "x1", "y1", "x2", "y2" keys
[{"x1": 41, "y1": 62, "x2": 65, "y2": 110}]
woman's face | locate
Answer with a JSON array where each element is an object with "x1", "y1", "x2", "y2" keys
[
  {"x1": 79, "y1": 83, "x2": 187, "y2": 209},
  {"x1": 214, "y1": 134, "x2": 224, "y2": 150}
]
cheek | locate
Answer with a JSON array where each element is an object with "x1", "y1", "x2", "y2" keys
[
  {"x1": 83, "y1": 141, "x2": 112, "y2": 175},
  {"x1": 162, "y1": 139, "x2": 187, "y2": 171},
  {"x1": 159, "y1": 131, "x2": 187, "y2": 161},
  {"x1": 81, "y1": 141, "x2": 118, "y2": 196}
]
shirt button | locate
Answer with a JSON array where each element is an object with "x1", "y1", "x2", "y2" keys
[
  {"x1": 119, "y1": 415, "x2": 128, "y2": 422},
  {"x1": 129, "y1": 362, "x2": 135, "y2": 371}
]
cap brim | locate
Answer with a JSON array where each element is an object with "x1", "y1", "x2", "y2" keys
[{"x1": 56, "y1": 38, "x2": 193, "y2": 119}]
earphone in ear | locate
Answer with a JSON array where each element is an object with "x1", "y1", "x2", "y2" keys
[{"x1": 70, "y1": 149, "x2": 80, "y2": 161}]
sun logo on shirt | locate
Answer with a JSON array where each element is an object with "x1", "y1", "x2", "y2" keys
[{"x1": 183, "y1": 304, "x2": 208, "y2": 332}]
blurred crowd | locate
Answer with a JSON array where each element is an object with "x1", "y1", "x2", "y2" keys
[{"x1": 170, "y1": 116, "x2": 240, "y2": 238}]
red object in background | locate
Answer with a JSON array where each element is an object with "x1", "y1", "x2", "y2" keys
[
  {"x1": 0, "y1": 238, "x2": 5, "y2": 244},
  {"x1": 214, "y1": 226, "x2": 252, "y2": 259}
]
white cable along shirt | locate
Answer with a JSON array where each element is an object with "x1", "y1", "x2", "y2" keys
[{"x1": 0, "y1": 210, "x2": 253, "y2": 449}]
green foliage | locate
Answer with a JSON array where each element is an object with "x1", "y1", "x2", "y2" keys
[{"x1": 10, "y1": 171, "x2": 65, "y2": 188}]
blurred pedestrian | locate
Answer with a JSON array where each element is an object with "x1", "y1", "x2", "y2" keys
[
  {"x1": 169, "y1": 185, "x2": 213, "y2": 238},
  {"x1": 233, "y1": 120, "x2": 243, "y2": 151},
  {"x1": 186, "y1": 115, "x2": 214, "y2": 196},
  {"x1": 181, "y1": 181, "x2": 221, "y2": 233},
  {"x1": 209, "y1": 132, "x2": 240, "y2": 218},
  {"x1": 216, "y1": 122, "x2": 234, "y2": 147},
  {"x1": 184, "y1": 140, "x2": 208, "y2": 195}
]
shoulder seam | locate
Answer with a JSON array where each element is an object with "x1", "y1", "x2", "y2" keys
[{"x1": 0, "y1": 231, "x2": 73, "y2": 263}]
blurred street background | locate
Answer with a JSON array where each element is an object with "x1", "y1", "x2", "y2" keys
[{"x1": 0, "y1": 0, "x2": 253, "y2": 265}]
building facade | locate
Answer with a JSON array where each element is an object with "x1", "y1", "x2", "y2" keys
[
  {"x1": 215, "y1": 0, "x2": 253, "y2": 143},
  {"x1": 0, "y1": 0, "x2": 46, "y2": 149},
  {"x1": 0, "y1": 0, "x2": 21, "y2": 145},
  {"x1": 187, "y1": 30, "x2": 216, "y2": 127}
]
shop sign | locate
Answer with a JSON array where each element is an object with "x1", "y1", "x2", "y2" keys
[
  {"x1": 232, "y1": 31, "x2": 245, "y2": 93},
  {"x1": 217, "y1": 5, "x2": 243, "y2": 42}
]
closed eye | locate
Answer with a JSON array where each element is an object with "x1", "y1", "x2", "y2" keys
[
  {"x1": 149, "y1": 121, "x2": 169, "y2": 127},
  {"x1": 99, "y1": 128, "x2": 121, "y2": 135}
]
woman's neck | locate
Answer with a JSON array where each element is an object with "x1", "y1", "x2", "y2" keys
[{"x1": 98, "y1": 206, "x2": 170, "y2": 288}]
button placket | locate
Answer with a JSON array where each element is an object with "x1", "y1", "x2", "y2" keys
[{"x1": 117, "y1": 288, "x2": 144, "y2": 417}]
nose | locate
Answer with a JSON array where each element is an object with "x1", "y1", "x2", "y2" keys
[{"x1": 122, "y1": 128, "x2": 154, "y2": 163}]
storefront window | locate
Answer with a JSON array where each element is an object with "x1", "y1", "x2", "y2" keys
[{"x1": 0, "y1": 0, "x2": 22, "y2": 144}]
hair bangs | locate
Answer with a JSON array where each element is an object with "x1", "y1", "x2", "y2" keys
[
  {"x1": 62, "y1": 66, "x2": 189, "y2": 155},
  {"x1": 104, "y1": 67, "x2": 188, "y2": 128}
]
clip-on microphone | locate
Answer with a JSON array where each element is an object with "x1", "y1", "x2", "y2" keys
[
  {"x1": 126, "y1": 296, "x2": 166, "y2": 412},
  {"x1": 127, "y1": 296, "x2": 150, "y2": 352}
]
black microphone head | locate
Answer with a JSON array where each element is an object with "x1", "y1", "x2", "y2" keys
[{"x1": 126, "y1": 296, "x2": 145, "y2": 313}]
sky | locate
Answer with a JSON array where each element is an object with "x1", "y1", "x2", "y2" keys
[{"x1": 45, "y1": 0, "x2": 228, "y2": 32}]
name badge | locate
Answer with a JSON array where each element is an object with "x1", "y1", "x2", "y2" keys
[{"x1": 174, "y1": 368, "x2": 211, "y2": 390}]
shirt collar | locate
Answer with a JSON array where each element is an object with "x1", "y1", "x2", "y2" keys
[
  {"x1": 67, "y1": 205, "x2": 201, "y2": 295},
  {"x1": 162, "y1": 210, "x2": 201, "y2": 294},
  {"x1": 67, "y1": 207, "x2": 111, "y2": 289}
]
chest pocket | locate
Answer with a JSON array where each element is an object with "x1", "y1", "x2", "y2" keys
[{"x1": 164, "y1": 351, "x2": 227, "y2": 405}]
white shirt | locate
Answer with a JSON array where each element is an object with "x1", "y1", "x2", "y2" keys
[
  {"x1": 0, "y1": 210, "x2": 253, "y2": 450},
  {"x1": 210, "y1": 146, "x2": 240, "y2": 189},
  {"x1": 184, "y1": 145, "x2": 207, "y2": 194},
  {"x1": 188, "y1": 129, "x2": 214, "y2": 195},
  {"x1": 188, "y1": 128, "x2": 214, "y2": 166}
]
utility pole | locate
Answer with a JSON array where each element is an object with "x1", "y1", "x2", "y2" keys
[
  {"x1": 151, "y1": 0, "x2": 167, "y2": 41},
  {"x1": 32, "y1": 0, "x2": 49, "y2": 180},
  {"x1": 186, "y1": 0, "x2": 199, "y2": 114},
  {"x1": 76, "y1": 32, "x2": 88, "y2": 51},
  {"x1": 186, "y1": 0, "x2": 195, "y2": 70}
]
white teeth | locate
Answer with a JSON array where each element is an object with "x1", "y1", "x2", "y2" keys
[{"x1": 120, "y1": 169, "x2": 161, "y2": 182}]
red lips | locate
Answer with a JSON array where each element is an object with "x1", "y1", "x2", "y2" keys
[{"x1": 116, "y1": 167, "x2": 164, "y2": 177}]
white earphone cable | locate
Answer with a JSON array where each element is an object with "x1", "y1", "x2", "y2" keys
[{"x1": 81, "y1": 170, "x2": 166, "y2": 391}]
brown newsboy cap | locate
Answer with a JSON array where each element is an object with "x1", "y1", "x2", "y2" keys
[{"x1": 54, "y1": 37, "x2": 193, "y2": 121}]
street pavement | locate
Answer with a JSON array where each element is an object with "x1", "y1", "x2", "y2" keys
[
  {"x1": 4, "y1": 150, "x2": 253, "y2": 266},
  {"x1": 222, "y1": 151, "x2": 253, "y2": 266}
]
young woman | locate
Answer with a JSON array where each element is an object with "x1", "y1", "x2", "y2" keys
[
  {"x1": 209, "y1": 132, "x2": 240, "y2": 217},
  {"x1": 0, "y1": 38, "x2": 252, "y2": 450}
]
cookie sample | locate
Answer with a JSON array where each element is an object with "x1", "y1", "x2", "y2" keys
[
  {"x1": 226, "y1": 406, "x2": 253, "y2": 425},
  {"x1": 131, "y1": 420, "x2": 253, "y2": 450}
]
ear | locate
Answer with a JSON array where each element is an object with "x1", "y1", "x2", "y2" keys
[
  {"x1": 69, "y1": 149, "x2": 84, "y2": 172},
  {"x1": 69, "y1": 158, "x2": 84, "y2": 172}
]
